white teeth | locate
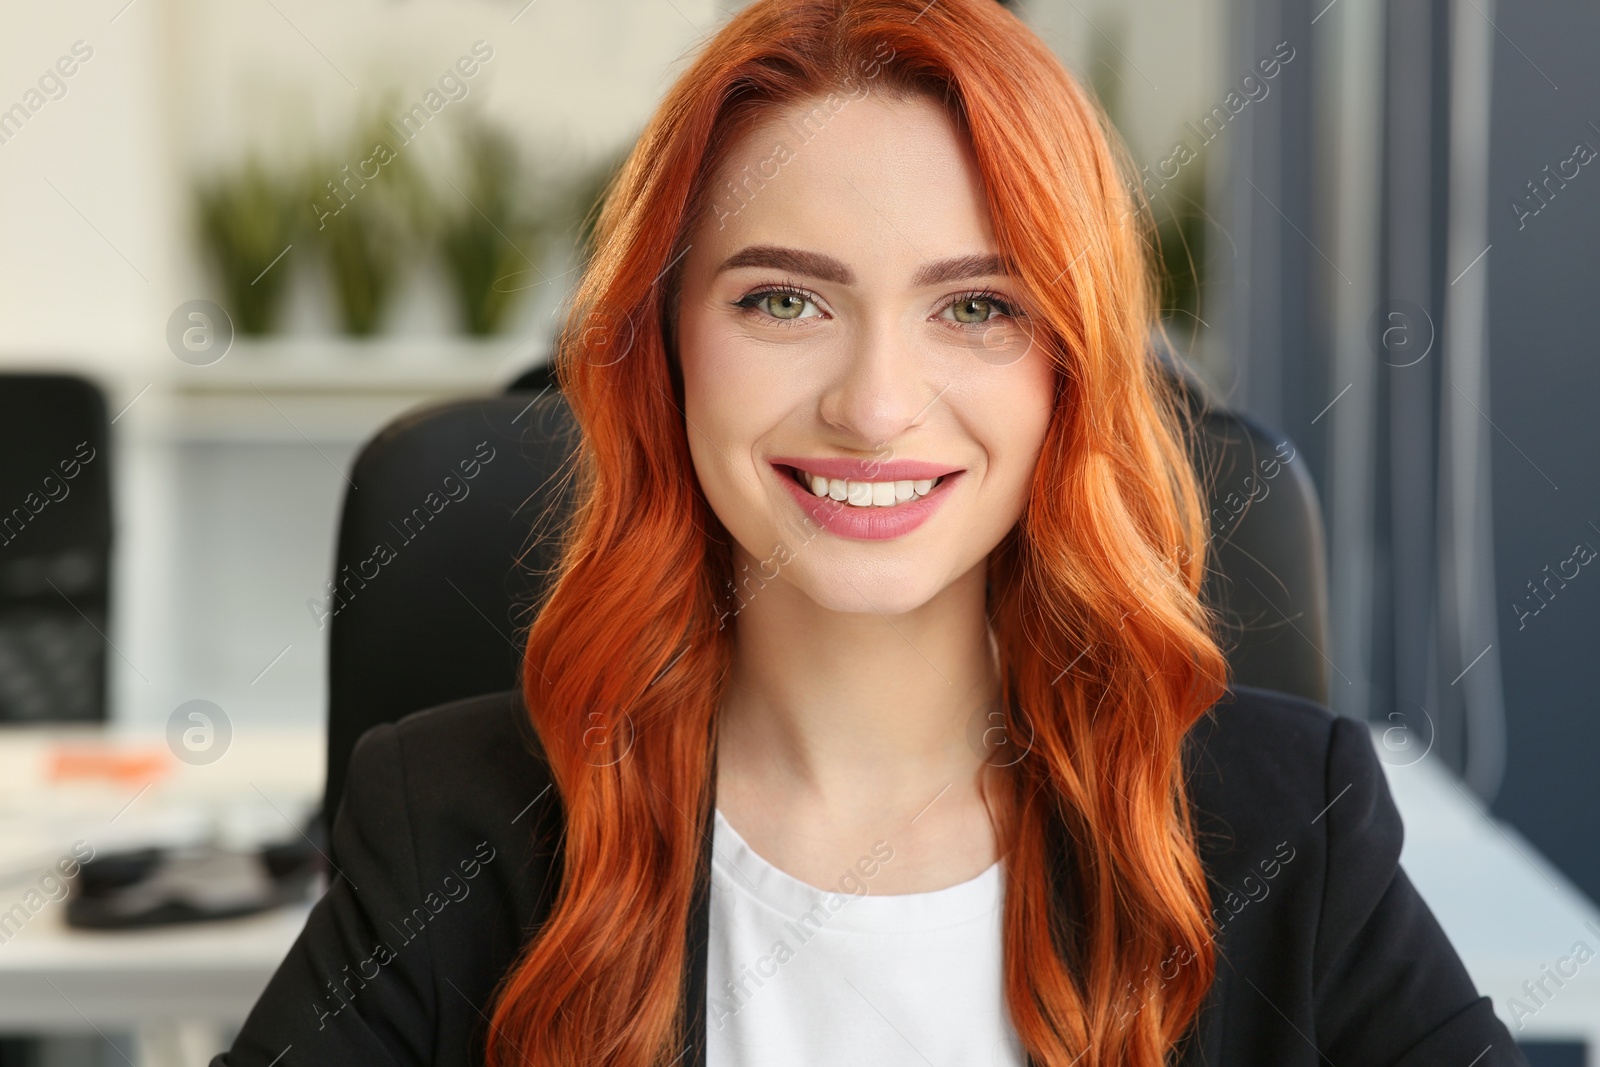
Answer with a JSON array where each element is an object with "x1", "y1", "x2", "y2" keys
[{"x1": 794, "y1": 468, "x2": 946, "y2": 508}]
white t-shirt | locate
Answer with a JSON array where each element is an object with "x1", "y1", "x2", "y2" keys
[{"x1": 707, "y1": 806, "x2": 1026, "y2": 1066}]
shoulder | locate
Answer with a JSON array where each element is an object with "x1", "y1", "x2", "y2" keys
[
  {"x1": 1185, "y1": 683, "x2": 1346, "y2": 782},
  {"x1": 1183, "y1": 684, "x2": 1386, "y2": 847},
  {"x1": 340, "y1": 689, "x2": 560, "y2": 1057},
  {"x1": 1183, "y1": 682, "x2": 1400, "y2": 891},
  {"x1": 367, "y1": 687, "x2": 551, "y2": 799},
  {"x1": 215, "y1": 691, "x2": 560, "y2": 1066},
  {"x1": 1179, "y1": 694, "x2": 1523, "y2": 1059},
  {"x1": 345, "y1": 693, "x2": 560, "y2": 951},
  {"x1": 345, "y1": 687, "x2": 562, "y2": 876},
  {"x1": 374, "y1": 685, "x2": 543, "y2": 775}
]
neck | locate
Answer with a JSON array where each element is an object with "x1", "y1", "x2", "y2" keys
[{"x1": 715, "y1": 550, "x2": 1000, "y2": 818}]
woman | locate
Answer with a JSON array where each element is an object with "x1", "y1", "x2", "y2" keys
[{"x1": 215, "y1": 1, "x2": 1525, "y2": 1064}]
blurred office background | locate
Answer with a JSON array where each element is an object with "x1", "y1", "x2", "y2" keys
[{"x1": 0, "y1": 0, "x2": 1596, "y2": 1063}]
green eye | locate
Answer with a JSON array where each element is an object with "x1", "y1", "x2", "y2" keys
[
  {"x1": 763, "y1": 292, "x2": 809, "y2": 319},
  {"x1": 736, "y1": 289, "x2": 818, "y2": 320},
  {"x1": 950, "y1": 297, "x2": 996, "y2": 323},
  {"x1": 943, "y1": 292, "x2": 1017, "y2": 326}
]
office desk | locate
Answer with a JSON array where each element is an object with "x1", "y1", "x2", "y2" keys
[
  {"x1": 0, "y1": 900, "x2": 312, "y2": 1063},
  {"x1": 0, "y1": 725, "x2": 321, "y2": 1066},
  {"x1": 0, "y1": 722, "x2": 1593, "y2": 1065},
  {"x1": 1374, "y1": 724, "x2": 1600, "y2": 1051}
]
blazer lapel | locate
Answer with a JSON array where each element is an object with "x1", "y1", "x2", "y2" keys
[{"x1": 681, "y1": 791, "x2": 715, "y2": 1067}]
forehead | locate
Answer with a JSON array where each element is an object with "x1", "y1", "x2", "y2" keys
[{"x1": 696, "y1": 91, "x2": 998, "y2": 274}]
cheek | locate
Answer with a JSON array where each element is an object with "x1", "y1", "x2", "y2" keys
[
  {"x1": 681, "y1": 313, "x2": 764, "y2": 451},
  {"x1": 678, "y1": 309, "x2": 785, "y2": 514},
  {"x1": 968, "y1": 361, "x2": 1055, "y2": 517}
]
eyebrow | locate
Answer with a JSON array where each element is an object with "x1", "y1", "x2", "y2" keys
[{"x1": 716, "y1": 245, "x2": 1010, "y2": 288}]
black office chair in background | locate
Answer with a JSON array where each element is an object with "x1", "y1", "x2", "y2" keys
[
  {"x1": 322, "y1": 355, "x2": 1330, "y2": 820},
  {"x1": 0, "y1": 374, "x2": 112, "y2": 1066},
  {"x1": 0, "y1": 373, "x2": 113, "y2": 724}
]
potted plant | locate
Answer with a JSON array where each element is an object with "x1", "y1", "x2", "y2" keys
[
  {"x1": 195, "y1": 160, "x2": 299, "y2": 335},
  {"x1": 305, "y1": 117, "x2": 423, "y2": 336},
  {"x1": 433, "y1": 121, "x2": 541, "y2": 336}
]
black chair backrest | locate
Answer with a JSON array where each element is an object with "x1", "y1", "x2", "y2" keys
[
  {"x1": 323, "y1": 386, "x2": 578, "y2": 819},
  {"x1": 0, "y1": 373, "x2": 113, "y2": 723},
  {"x1": 1169, "y1": 370, "x2": 1332, "y2": 706},
  {"x1": 323, "y1": 360, "x2": 1330, "y2": 819}
]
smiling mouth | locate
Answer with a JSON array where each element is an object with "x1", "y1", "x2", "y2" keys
[{"x1": 778, "y1": 464, "x2": 949, "y2": 508}]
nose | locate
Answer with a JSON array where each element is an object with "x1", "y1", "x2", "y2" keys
[{"x1": 817, "y1": 317, "x2": 938, "y2": 451}]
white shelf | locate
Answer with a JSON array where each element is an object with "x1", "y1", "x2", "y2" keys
[
  {"x1": 169, "y1": 335, "x2": 547, "y2": 396},
  {"x1": 116, "y1": 335, "x2": 551, "y2": 444}
]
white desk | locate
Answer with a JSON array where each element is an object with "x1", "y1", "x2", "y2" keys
[
  {"x1": 0, "y1": 901, "x2": 313, "y2": 1064},
  {"x1": 0, "y1": 722, "x2": 1591, "y2": 1064},
  {"x1": 1375, "y1": 724, "x2": 1600, "y2": 1050},
  {"x1": 0, "y1": 726, "x2": 321, "y2": 1065}
]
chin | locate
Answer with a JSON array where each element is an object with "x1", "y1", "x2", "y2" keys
[{"x1": 785, "y1": 557, "x2": 953, "y2": 619}]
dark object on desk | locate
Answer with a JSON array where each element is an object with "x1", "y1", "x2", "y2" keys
[
  {"x1": 323, "y1": 382, "x2": 578, "y2": 824},
  {"x1": 66, "y1": 835, "x2": 320, "y2": 929},
  {"x1": 0, "y1": 373, "x2": 112, "y2": 724},
  {"x1": 321, "y1": 354, "x2": 1330, "y2": 821}
]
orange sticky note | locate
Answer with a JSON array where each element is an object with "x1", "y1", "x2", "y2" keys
[{"x1": 48, "y1": 746, "x2": 171, "y2": 783}]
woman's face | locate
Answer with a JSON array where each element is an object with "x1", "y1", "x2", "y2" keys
[{"x1": 675, "y1": 91, "x2": 1055, "y2": 618}]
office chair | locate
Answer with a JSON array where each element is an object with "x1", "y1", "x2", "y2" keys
[
  {"x1": 0, "y1": 373, "x2": 112, "y2": 723},
  {"x1": 323, "y1": 356, "x2": 1330, "y2": 820},
  {"x1": 0, "y1": 372, "x2": 112, "y2": 1067},
  {"x1": 1155, "y1": 348, "x2": 1333, "y2": 709},
  {"x1": 323, "y1": 382, "x2": 579, "y2": 820}
]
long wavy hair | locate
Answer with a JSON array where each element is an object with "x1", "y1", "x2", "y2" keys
[{"x1": 486, "y1": 1, "x2": 1230, "y2": 1064}]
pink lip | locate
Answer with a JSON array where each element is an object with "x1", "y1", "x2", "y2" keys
[
  {"x1": 768, "y1": 455, "x2": 963, "y2": 482},
  {"x1": 774, "y1": 463, "x2": 961, "y2": 541}
]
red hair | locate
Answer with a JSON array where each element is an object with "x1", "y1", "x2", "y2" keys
[{"x1": 488, "y1": 1, "x2": 1229, "y2": 1064}]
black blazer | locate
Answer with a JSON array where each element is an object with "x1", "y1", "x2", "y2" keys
[{"x1": 213, "y1": 685, "x2": 1528, "y2": 1066}]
